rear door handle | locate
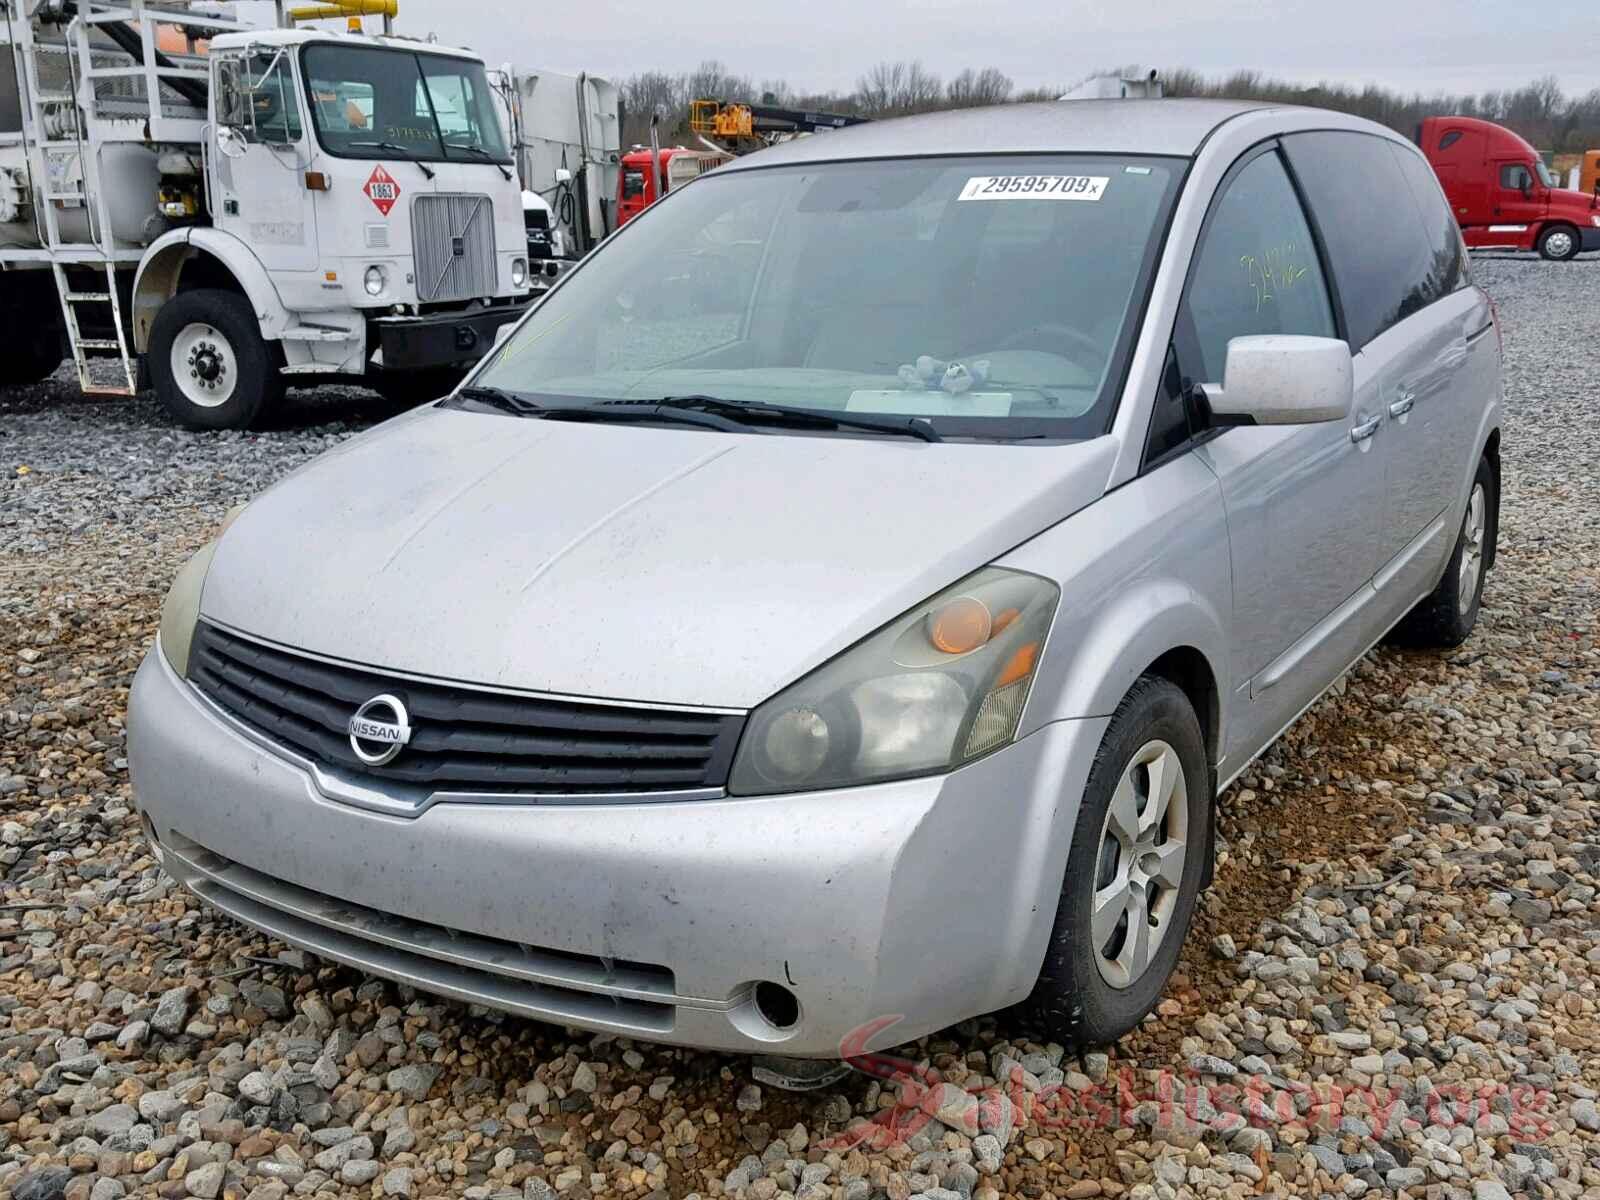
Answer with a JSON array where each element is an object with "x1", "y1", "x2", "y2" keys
[
  {"x1": 1388, "y1": 392, "x2": 1416, "y2": 418},
  {"x1": 1350, "y1": 415, "x2": 1382, "y2": 442}
]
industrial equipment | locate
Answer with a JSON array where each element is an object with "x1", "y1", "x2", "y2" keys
[{"x1": 0, "y1": 0, "x2": 532, "y2": 425}]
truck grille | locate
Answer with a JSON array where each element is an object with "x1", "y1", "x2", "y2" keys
[
  {"x1": 188, "y1": 625, "x2": 745, "y2": 796},
  {"x1": 412, "y1": 193, "x2": 497, "y2": 303}
]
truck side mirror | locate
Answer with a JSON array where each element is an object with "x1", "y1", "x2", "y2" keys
[{"x1": 216, "y1": 126, "x2": 248, "y2": 159}]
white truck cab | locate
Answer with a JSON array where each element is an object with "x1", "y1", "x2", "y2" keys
[{"x1": 0, "y1": 1, "x2": 532, "y2": 428}]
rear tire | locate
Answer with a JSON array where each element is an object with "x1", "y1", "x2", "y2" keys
[
  {"x1": 1387, "y1": 455, "x2": 1495, "y2": 647},
  {"x1": 1018, "y1": 676, "x2": 1209, "y2": 1046},
  {"x1": 1537, "y1": 224, "x2": 1580, "y2": 261},
  {"x1": 0, "y1": 276, "x2": 63, "y2": 386},
  {"x1": 149, "y1": 289, "x2": 283, "y2": 429}
]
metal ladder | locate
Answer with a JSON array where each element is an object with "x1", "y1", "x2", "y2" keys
[{"x1": 8, "y1": 2, "x2": 139, "y2": 395}]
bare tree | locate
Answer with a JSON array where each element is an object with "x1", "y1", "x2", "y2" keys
[
  {"x1": 946, "y1": 67, "x2": 1013, "y2": 108},
  {"x1": 856, "y1": 61, "x2": 944, "y2": 116}
]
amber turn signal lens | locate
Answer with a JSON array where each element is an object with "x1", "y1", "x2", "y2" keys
[
  {"x1": 995, "y1": 642, "x2": 1039, "y2": 688},
  {"x1": 928, "y1": 596, "x2": 992, "y2": 654}
]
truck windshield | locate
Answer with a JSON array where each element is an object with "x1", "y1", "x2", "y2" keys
[
  {"x1": 475, "y1": 155, "x2": 1181, "y2": 440},
  {"x1": 302, "y1": 44, "x2": 510, "y2": 164}
]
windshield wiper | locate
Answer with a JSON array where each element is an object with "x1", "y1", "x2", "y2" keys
[
  {"x1": 643, "y1": 394, "x2": 944, "y2": 443},
  {"x1": 448, "y1": 143, "x2": 513, "y2": 180},
  {"x1": 450, "y1": 385, "x2": 545, "y2": 415},
  {"x1": 450, "y1": 388, "x2": 749, "y2": 433},
  {"x1": 348, "y1": 141, "x2": 435, "y2": 179}
]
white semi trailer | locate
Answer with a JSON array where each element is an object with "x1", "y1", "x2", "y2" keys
[
  {"x1": 490, "y1": 65, "x2": 620, "y2": 284},
  {"x1": 0, "y1": 0, "x2": 532, "y2": 428}
]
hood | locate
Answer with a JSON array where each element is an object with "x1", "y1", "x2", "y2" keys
[{"x1": 203, "y1": 408, "x2": 1116, "y2": 708}]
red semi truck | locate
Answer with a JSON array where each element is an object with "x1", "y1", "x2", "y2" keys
[{"x1": 1418, "y1": 115, "x2": 1600, "y2": 260}]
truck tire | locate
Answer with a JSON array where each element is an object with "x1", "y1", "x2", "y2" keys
[
  {"x1": 1537, "y1": 224, "x2": 1580, "y2": 261},
  {"x1": 149, "y1": 289, "x2": 283, "y2": 429},
  {"x1": 0, "y1": 276, "x2": 64, "y2": 386},
  {"x1": 1016, "y1": 676, "x2": 1209, "y2": 1046}
]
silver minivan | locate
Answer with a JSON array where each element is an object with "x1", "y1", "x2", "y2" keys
[{"x1": 129, "y1": 100, "x2": 1501, "y2": 1056}]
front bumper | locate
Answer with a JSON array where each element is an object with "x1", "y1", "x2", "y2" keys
[
  {"x1": 371, "y1": 301, "x2": 530, "y2": 371},
  {"x1": 128, "y1": 644, "x2": 1106, "y2": 1056},
  {"x1": 1581, "y1": 226, "x2": 1600, "y2": 253}
]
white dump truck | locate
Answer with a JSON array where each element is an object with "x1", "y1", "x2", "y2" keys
[{"x1": 0, "y1": 0, "x2": 532, "y2": 427}]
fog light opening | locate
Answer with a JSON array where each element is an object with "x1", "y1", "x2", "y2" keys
[{"x1": 753, "y1": 981, "x2": 800, "y2": 1031}]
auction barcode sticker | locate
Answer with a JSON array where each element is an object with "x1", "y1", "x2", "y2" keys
[{"x1": 958, "y1": 174, "x2": 1109, "y2": 201}]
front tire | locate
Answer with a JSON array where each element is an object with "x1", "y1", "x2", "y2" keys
[
  {"x1": 1537, "y1": 224, "x2": 1580, "y2": 261},
  {"x1": 1388, "y1": 454, "x2": 1496, "y2": 647},
  {"x1": 1019, "y1": 676, "x2": 1209, "y2": 1045},
  {"x1": 149, "y1": 289, "x2": 283, "y2": 429}
]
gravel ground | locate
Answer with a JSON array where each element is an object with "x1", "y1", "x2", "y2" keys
[{"x1": 2, "y1": 254, "x2": 1598, "y2": 1200}]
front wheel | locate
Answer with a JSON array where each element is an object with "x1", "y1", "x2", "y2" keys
[
  {"x1": 1537, "y1": 224, "x2": 1580, "y2": 261},
  {"x1": 149, "y1": 289, "x2": 283, "y2": 429},
  {"x1": 1019, "y1": 676, "x2": 1209, "y2": 1045}
]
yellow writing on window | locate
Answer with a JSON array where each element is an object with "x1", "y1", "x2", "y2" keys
[{"x1": 1240, "y1": 243, "x2": 1312, "y2": 312}]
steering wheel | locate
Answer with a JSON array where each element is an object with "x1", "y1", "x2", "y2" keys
[{"x1": 996, "y1": 322, "x2": 1108, "y2": 372}]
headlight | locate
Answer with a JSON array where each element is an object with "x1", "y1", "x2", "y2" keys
[
  {"x1": 158, "y1": 506, "x2": 245, "y2": 678},
  {"x1": 729, "y1": 567, "x2": 1059, "y2": 796},
  {"x1": 511, "y1": 257, "x2": 529, "y2": 288},
  {"x1": 363, "y1": 265, "x2": 387, "y2": 296}
]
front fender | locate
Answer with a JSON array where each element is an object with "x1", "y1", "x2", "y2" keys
[
  {"x1": 1000, "y1": 453, "x2": 1234, "y2": 761},
  {"x1": 132, "y1": 229, "x2": 292, "y2": 352}
]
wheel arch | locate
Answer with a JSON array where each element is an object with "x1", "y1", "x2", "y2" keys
[
  {"x1": 132, "y1": 230, "x2": 291, "y2": 353},
  {"x1": 1481, "y1": 426, "x2": 1500, "y2": 570}
]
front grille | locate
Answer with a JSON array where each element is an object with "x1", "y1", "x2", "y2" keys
[
  {"x1": 412, "y1": 193, "x2": 497, "y2": 303},
  {"x1": 189, "y1": 624, "x2": 744, "y2": 796}
]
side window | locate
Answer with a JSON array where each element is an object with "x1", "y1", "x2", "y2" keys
[
  {"x1": 1174, "y1": 147, "x2": 1336, "y2": 387},
  {"x1": 1387, "y1": 143, "x2": 1465, "y2": 303},
  {"x1": 228, "y1": 51, "x2": 302, "y2": 145},
  {"x1": 1282, "y1": 131, "x2": 1435, "y2": 348},
  {"x1": 1500, "y1": 163, "x2": 1533, "y2": 190},
  {"x1": 1438, "y1": 130, "x2": 1463, "y2": 151}
]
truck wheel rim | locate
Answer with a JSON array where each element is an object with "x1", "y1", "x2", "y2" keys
[
  {"x1": 1546, "y1": 230, "x2": 1573, "y2": 257},
  {"x1": 172, "y1": 324, "x2": 237, "y2": 409},
  {"x1": 1458, "y1": 483, "x2": 1486, "y2": 614},
  {"x1": 1092, "y1": 738, "x2": 1188, "y2": 990}
]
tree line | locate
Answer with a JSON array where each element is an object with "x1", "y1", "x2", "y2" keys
[{"x1": 620, "y1": 61, "x2": 1600, "y2": 155}]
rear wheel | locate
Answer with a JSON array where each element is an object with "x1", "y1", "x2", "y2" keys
[
  {"x1": 0, "y1": 276, "x2": 63, "y2": 386},
  {"x1": 149, "y1": 289, "x2": 283, "y2": 429},
  {"x1": 1019, "y1": 676, "x2": 1209, "y2": 1045},
  {"x1": 1388, "y1": 455, "x2": 1496, "y2": 647},
  {"x1": 0, "y1": 331, "x2": 63, "y2": 386},
  {"x1": 1537, "y1": 224, "x2": 1579, "y2": 261}
]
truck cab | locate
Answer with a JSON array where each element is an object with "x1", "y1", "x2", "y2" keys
[
  {"x1": 616, "y1": 146, "x2": 730, "y2": 226},
  {"x1": 1419, "y1": 115, "x2": 1600, "y2": 260}
]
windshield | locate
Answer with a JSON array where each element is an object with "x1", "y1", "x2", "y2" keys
[
  {"x1": 475, "y1": 155, "x2": 1181, "y2": 440},
  {"x1": 1535, "y1": 159, "x2": 1556, "y2": 189},
  {"x1": 302, "y1": 44, "x2": 510, "y2": 164}
]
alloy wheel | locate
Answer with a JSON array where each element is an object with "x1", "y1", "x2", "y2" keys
[{"x1": 1092, "y1": 738, "x2": 1189, "y2": 989}]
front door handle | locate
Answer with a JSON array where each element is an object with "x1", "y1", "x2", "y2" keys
[
  {"x1": 1388, "y1": 392, "x2": 1416, "y2": 418},
  {"x1": 1350, "y1": 415, "x2": 1382, "y2": 443}
]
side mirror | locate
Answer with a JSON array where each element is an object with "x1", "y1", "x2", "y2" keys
[
  {"x1": 1204, "y1": 335, "x2": 1352, "y2": 426},
  {"x1": 216, "y1": 126, "x2": 248, "y2": 159}
]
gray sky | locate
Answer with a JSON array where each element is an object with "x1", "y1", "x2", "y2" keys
[{"x1": 255, "y1": 1, "x2": 1600, "y2": 99}]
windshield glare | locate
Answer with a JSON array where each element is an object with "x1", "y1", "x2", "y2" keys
[
  {"x1": 477, "y1": 155, "x2": 1180, "y2": 440},
  {"x1": 303, "y1": 44, "x2": 509, "y2": 163}
]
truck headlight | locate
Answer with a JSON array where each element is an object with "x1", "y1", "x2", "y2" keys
[
  {"x1": 728, "y1": 567, "x2": 1059, "y2": 796},
  {"x1": 511, "y1": 257, "x2": 529, "y2": 288},
  {"x1": 158, "y1": 506, "x2": 245, "y2": 678},
  {"x1": 364, "y1": 265, "x2": 387, "y2": 296}
]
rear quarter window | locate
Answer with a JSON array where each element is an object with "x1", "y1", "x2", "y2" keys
[{"x1": 1282, "y1": 131, "x2": 1440, "y2": 349}]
